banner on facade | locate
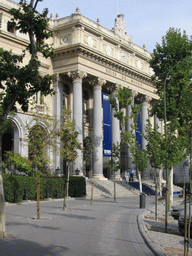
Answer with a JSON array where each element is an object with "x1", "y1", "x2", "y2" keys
[
  {"x1": 103, "y1": 93, "x2": 112, "y2": 157},
  {"x1": 135, "y1": 103, "x2": 142, "y2": 150}
]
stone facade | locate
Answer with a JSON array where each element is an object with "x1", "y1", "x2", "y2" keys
[{"x1": 0, "y1": 0, "x2": 168, "y2": 180}]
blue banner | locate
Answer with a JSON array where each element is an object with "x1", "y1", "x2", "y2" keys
[
  {"x1": 103, "y1": 93, "x2": 112, "y2": 157},
  {"x1": 135, "y1": 103, "x2": 142, "y2": 150}
]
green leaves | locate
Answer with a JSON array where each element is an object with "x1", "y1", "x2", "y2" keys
[
  {"x1": 3, "y1": 151, "x2": 33, "y2": 176},
  {"x1": 0, "y1": 0, "x2": 54, "y2": 124},
  {"x1": 149, "y1": 28, "x2": 192, "y2": 133},
  {"x1": 149, "y1": 27, "x2": 192, "y2": 171},
  {"x1": 109, "y1": 87, "x2": 148, "y2": 174},
  {"x1": 9, "y1": 0, "x2": 54, "y2": 58},
  {"x1": 59, "y1": 107, "x2": 82, "y2": 164},
  {"x1": 109, "y1": 142, "x2": 121, "y2": 173}
]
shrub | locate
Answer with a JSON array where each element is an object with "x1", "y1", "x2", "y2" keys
[{"x1": 2, "y1": 174, "x2": 86, "y2": 203}]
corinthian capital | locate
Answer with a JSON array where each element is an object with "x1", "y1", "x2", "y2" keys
[
  {"x1": 91, "y1": 77, "x2": 106, "y2": 89},
  {"x1": 131, "y1": 90, "x2": 138, "y2": 99},
  {"x1": 68, "y1": 70, "x2": 87, "y2": 81},
  {"x1": 141, "y1": 95, "x2": 152, "y2": 104}
]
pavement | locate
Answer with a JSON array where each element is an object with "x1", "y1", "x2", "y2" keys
[
  {"x1": 0, "y1": 195, "x2": 191, "y2": 256},
  {"x1": 140, "y1": 196, "x2": 192, "y2": 256}
]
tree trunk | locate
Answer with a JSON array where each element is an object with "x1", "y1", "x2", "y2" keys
[
  {"x1": 155, "y1": 169, "x2": 158, "y2": 221},
  {"x1": 159, "y1": 169, "x2": 162, "y2": 197},
  {"x1": 0, "y1": 133, "x2": 6, "y2": 238},
  {"x1": 187, "y1": 127, "x2": 192, "y2": 254},
  {"x1": 63, "y1": 165, "x2": 69, "y2": 211},
  {"x1": 165, "y1": 168, "x2": 169, "y2": 233},
  {"x1": 114, "y1": 180, "x2": 116, "y2": 202},
  {"x1": 138, "y1": 171, "x2": 142, "y2": 193},
  {"x1": 169, "y1": 168, "x2": 173, "y2": 207},
  {"x1": 37, "y1": 179, "x2": 40, "y2": 219},
  {"x1": 90, "y1": 180, "x2": 94, "y2": 205},
  {"x1": 184, "y1": 187, "x2": 188, "y2": 256}
]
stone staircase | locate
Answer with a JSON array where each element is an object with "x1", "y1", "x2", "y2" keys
[
  {"x1": 141, "y1": 179, "x2": 183, "y2": 195},
  {"x1": 85, "y1": 178, "x2": 140, "y2": 198}
]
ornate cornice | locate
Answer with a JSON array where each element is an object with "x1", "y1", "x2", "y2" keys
[{"x1": 53, "y1": 44, "x2": 152, "y2": 86}]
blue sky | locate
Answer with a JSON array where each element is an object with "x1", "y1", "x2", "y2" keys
[{"x1": 15, "y1": 0, "x2": 192, "y2": 53}]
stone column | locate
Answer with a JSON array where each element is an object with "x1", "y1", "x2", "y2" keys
[
  {"x1": 68, "y1": 70, "x2": 87, "y2": 175},
  {"x1": 111, "y1": 94, "x2": 121, "y2": 180},
  {"x1": 92, "y1": 77, "x2": 106, "y2": 180},
  {"x1": 53, "y1": 73, "x2": 63, "y2": 171},
  {"x1": 126, "y1": 90, "x2": 138, "y2": 169},
  {"x1": 141, "y1": 95, "x2": 151, "y2": 150}
]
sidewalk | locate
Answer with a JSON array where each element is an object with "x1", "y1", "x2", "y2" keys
[{"x1": 139, "y1": 197, "x2": 192, "y2": 256}]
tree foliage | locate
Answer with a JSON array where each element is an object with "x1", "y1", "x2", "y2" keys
[
  {"x1": 149, "y1": 28, "x2": 192, "y2": 134},
  {"x1": 59, "y1": 107, "x2": 82, "y2": 164},
  {"x1": 2, "y1": 151, "x2": 33, "y2": 176},
  {"x1": 27, "y1": 98, "x2": 58, "y2": 177},
  {"x1": 109, "y1": 87, "x2": 148, "y2": 175},
  {"x1": 0, "y1": 0, "x2": 54, "y2": 124}
]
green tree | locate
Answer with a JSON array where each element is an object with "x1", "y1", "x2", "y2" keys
[
  {"x1": 109, "y1": 87, "x2": 148, "y2": 193},
  {"x1": 27, "y1": 99, "x2": 58, "y2": 219},
  {"x1": 149, "y1": 28, "x2": 191, "y2": 235},
  {"x1": 109, "y1": 142, "x2": 121, "y2": 202},
  {"x1": 58, "y1": 107, "x2": 82, "y2": 210},
  {"x1": 145, "y1": 120, "x2": 165, "y2": 220},
  {"x1": 0, "y1": 0, "x2": 54, "y2": 236}
]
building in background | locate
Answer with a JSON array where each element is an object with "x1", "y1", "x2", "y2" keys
[{"x1": 1, "y1": 0, "x2": 168, "y2": 181}]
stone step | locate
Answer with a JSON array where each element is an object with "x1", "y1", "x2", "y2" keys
[{"x1": 85, "y1": 178, "x2": 140, "y2": 198}]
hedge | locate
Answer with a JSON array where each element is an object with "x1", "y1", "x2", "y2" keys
[{"x1": 2, "y1": 173, "x2": 86, "y2": 203}]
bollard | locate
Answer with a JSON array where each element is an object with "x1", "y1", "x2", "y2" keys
[{"x1": 140, "y1": 193, "x2": 145, "y2": 208}]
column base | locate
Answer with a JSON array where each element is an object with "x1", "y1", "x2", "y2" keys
[{"x1": 92, "y1": 174, "x2": 108, "y2": 180}]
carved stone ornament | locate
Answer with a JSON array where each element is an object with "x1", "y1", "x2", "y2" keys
[
  {"x1": 52, "y1": 73, "x2": 60, "y2": 86},
  {"x1": 67, "y1": 70, "x2": 87, "y2": 81},
  {"x1": 105, "y1": 45, "x2": 112, "y2": 55},
  {"x1": 112, "y1": 13, "x2": 133, "y2": 42},
  {"x1": 91, "y1": 77, "x2": 106, "y2": 89},
  {"x1": 131, "y1": 90, "x2": 138, "y2": 99},
  {"x1": 142, "y1": 95, "x2": 152, "y2": 104},
  {"x1": 87, "y1": 36, "x2": 94, "y2": 47},
  {"x1": 137, "y1": 60, "x2": 142, "y2": 70},
  {"x1": 60, "y1": 35, "x2": 69, "y2": 45}
]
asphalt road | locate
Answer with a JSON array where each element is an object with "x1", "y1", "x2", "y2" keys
[{"x1": 0, "y1": 196, "x2": 155, "y2": 256}]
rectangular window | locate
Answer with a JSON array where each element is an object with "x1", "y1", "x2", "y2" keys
[{"x1": 7, "y1": 21, "x2": 15, "y2": 34}]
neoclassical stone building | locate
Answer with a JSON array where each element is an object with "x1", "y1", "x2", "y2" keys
[{"x1": 0, "y1": 0, "x2": 166, "y2": 180}]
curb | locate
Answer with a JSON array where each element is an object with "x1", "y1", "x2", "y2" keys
[{"x1": 138, "y1": 210, "x2": 169, "y2": 256}]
